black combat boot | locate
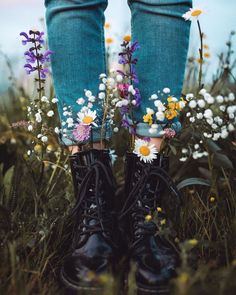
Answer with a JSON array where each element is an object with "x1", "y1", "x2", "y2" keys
[
  {"x1": 61, "y1": 149, "x2": 117, "y2": 292},
  {"x1": 119, "y1": 152, "x2": 182, "y2": 294}
]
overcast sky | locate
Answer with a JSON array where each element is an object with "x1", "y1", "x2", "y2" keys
[{"x1": 0, "y1": 0, "x2": 236, "y2": 92}]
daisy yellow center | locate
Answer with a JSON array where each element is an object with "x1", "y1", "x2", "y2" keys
[
  {"x1": 83, "y1": 116, "x2": 93, "y2": 124},
  {"x1": 139, "y1": 146, "x2": 150, "y2": 156},
  {"x1": 191, "y1": 9, "x2": 202, "y2": 17}
]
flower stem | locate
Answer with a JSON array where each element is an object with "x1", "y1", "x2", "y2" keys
[{"x1": 197, "y1": 20, "x2": 204, "y2": 91}]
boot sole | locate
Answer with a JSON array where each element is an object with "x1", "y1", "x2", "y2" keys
[
  {"x1": 137, "y1": 283, "x2": 170, "y2": 295},
  {"x1": 60, "y1": 267, "x2": 104, "y2": 293}
]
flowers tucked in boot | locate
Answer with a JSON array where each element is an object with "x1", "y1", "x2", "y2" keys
[
  {"x1": 61, "y1": 149, "x2": 117, "y2": 291},
  {"x1": 119, "y1": 152, "x2": 182, "y2": 294}
]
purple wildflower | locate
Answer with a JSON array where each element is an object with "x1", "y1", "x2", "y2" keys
[
  {"x1": 24, "y1": 64, "x2": 37, "y2": 75},
  {"x1": 130, "y1": 41, "x2": 140, "y2": 53},
  {"x1": 39, "y1": 68, "x2": 49, "y2": 79},
  {"x1": 73, "y1": 123, "x2": 91, "y2": 142},
  {"x1": 19, "y1": 32, "x2": 32, "y2": 45},
  {"x1": 24, "y1": 51, "x2": 37, "y2": 63},
  {"x1": 40, "y1": 50, "x2": 54, "y2": 63},
  {"x1": 35, "y1": 31, "x2": 45, "y2": 44},
  {"x1": 121, "y1": 118, "x2": 130, "y2": 128},
  {"x1": 118, "y1": 55, "x2": 128, "y2": 65},
  {"x1": 134, "y1": 88, "x2": 141, "y2": 106}
]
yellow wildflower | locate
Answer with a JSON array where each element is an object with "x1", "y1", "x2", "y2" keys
[
  {"x1": 156, "y1": 207, "x2": 162, "y2": 212},
  {"x1": 188, "y1": 239, "x2": 198, "y2": 246},
  {"x1": 104, "y1": 22, "x2": 111, "y2": 29},
  {"x1": 160, "y1": 219, "x2": 166, "y2": 225},
  {"x1": 204, "y1": 52, "x2": 210, "y2": 58},
  {"x1": 143, "y1": 113, "x2": 153, "y2": 125},
  {"x1": 210, "y1": 196, "x2": 215, "y2": 203},
  {"x1": 145, "y1": 214, "x2": 152, "y2": 222},
  {"x1": 167, "y1": 96, "x2": 173, "y2": 103},
  {"x1": 123, "y1": 35, "x2": 131, "y2": 42},
  {"x1": 178, "y1": 272, "x2": 189, "y2": 284},
  {"x1": 165, "y1": 109, "x2": 178, "y2": 120},
  {"x1": 106, "y1": 37, "x2": 113, "y2": 45},
  {"x1": 34, "y1": 144, "x2": 42, "y2": 153},
  {"x1": 168, "y1": 102, "x2": 176, "y2": 110}
]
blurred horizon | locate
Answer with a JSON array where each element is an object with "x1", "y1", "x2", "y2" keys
[{"x1": 0, "y1": 0, "x2": 236, "y2": 94}]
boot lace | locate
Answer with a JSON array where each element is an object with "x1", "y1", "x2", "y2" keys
[
  {"x1": 71, "y1": 160, "x2": 115, "y2": 240},
  {"x1": 119, "y1": 161, "x2": 182, "y2": 248}
]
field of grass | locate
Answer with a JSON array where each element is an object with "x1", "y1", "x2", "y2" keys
[{"x1": 0, "y1": 24, "x2": 236, "y2": 295}]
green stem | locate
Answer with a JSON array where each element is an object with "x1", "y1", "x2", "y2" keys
[{"x1": 197, "y1": 20, "x2": 204, "y2": 91}]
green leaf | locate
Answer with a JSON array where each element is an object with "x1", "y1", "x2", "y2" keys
[
  {"x1": 198, "y1": 167, "x2": 211, "y2": 180},
  {"x1": 177, "y1": 177, "x2": 211, "y2": 190},
  {"x1": 206, "y1": 139, "x2": 221, "y2": 153},
  {"x1": 169, "y1": 144, "x2": 177, "y2": 155},
  {"x1": 3, "y1": 166, "x2": 14, "y2": 198},
  {"x1": 213, "y1": 152, "x2": 234, "y2": 170}
]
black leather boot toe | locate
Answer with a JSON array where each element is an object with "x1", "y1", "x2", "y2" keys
[{"x1": 61, "y1": 149, "x2": 117, "y2": 291}]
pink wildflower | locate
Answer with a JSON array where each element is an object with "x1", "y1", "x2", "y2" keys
[
  {"x1": 163, "y1": 128, "x2": 176, "y2": 138},
  {"x1": 73, "y1": 123, "x2": 91, "y2": 142}
]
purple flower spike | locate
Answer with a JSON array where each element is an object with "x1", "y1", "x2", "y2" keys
[
  {"x1": 39, "y1": 68, "x2": 49, "y2": 79},
  {"x1": 24, "y1": 51, "x2": 37, "y2": 63},
  {"x1": 35, "y1": 32, "x2": 45, "y2": 44},
  {"x1": 24, "y1": 64, "x2": 36, "y2": 75},
  {"x1": 130, "y1": 41, "x2": 140, "y2": 53},
  {"x1": 118, "y1": 55, "x2": 128, "y2": 65},
  {"x1": 20, "y1": 32, "x2": 31, "y2": 45},
  {"x1": 40, "y1": 50, "x2": 54, "y2": 63}
]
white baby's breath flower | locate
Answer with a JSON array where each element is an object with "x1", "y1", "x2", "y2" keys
[
  {"x1": 204, "y1": 94, "x2": 214, "y2": 104},
  {"x1": 216, "y1": 95, "x2": 224, "y2": 103},
  {"x1": 229, "y1": 93, "x2": 235, "y2": 101},
  {"x1": 54, "y1": 127, "x2": 60, "y2": 134},
  {"x1": 150, "y1": 94, "x2": 158, "y2": 100},
  {"x1": 52, "y1": 97, "x2": 58, "y2": 103},
  {"x1": 163, "y1": 87, "x2": 170, "y2": 94},
  {"x1": 131, "y1": 100, "x2": 137, "y2": 105},
  {"x1": 47, "y1": 110, "x2": 54, "y2": 117},
  {"x1": 199, "y1": 88, "x2": 207, "y2": 96},
  {"x1": 133, "y1": 139, "x2": 158, "y2": 163},
  {"x1": 228, "y1": 124, "x2": 235, "y2": 132},
  {"x1": 128, "y1": 85, "x2": 136, "y2": 95},
  {"x1": 41, "y1": 136, "x2": 48, "y2": 143},
  {"x1": 85, "y1": 90, "x2": 92, "y2": 97},
  {"x1": 99, "y1": 83, "x2": 106, "y2": 91},
  {"x1": 198, "y1": 99, "x2": 205, "y2": 108},
  {"x1": 41, "y1": 96, "x2": 49, "y2": 103},
  {"x1": 76, "y1": 98, "x2": 85, "y2": 105},
  {"x1": 116, "y1": 74, "x2": 123, "y2": 83},
  {"x1": 35, "y1": 113, "x2": 42, "y2": 123},
  {"x1": 146, "y1": 108, "x2": 154, "y2": 115},
  {"x1": 204, "y1": 109, "x2": 213, "y2": 119},
  {"x1": 186, "y1": 112, "x2": 191, "y2": 117},
  {"x1": 179, "y1": 157, "x2": 187, "y2": 162},
  {"x1": 28, "y1": 125, "x2": 33, "y2": 131},
  {"x1": 186, "y1": 93, "x2": 194, "y2": 100},
  {"x1": 113, "y1": 127, "x2": 119, "y2": 133},
  {"x1": 219, "y1": 105, "x2": 226, "y2": 112},
  {"x1": 66, "y1": 117, "x2": 74, "y2": 127},
  {"x1": 99, "y1": 73, "x2": 106, "y2": 79},
  {"x1": 88, "y1": 96, "x2": 96, "y2": 102},
  {"x1": 87, "y1": 102, "x2": 93, "y2": 109},
  {"x1": 196, "y1": 113, "x2": 203, "y2": 119},
  {"x1": 189, "y1": 117, "x2": 195, "y2": 122},
  {"x1": 154, "y1": 100, "x2": 165, "y2": 111},
  {"x1": 189, "y1": 100, "x2": 197, "y2": 108},
  {"x1": 99, "y1": 92, "x2": 106, "y2": 100},
  {"x1": 155, "y1": 111, "x2": 165, "y2": 121},
  {"x1": 221, "y1": 130, "x2": 229, "y2": 139},
  {"x1": 182, "y1": 148, "x2": 188, "y2": 154}
]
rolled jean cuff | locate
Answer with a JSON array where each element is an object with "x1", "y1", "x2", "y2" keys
[
  {"x1": 127, "y1": 118, "x2": 182, "y2": 138},
  {"x1": 58, "y1": 122, "x2": 113, "y2": 146}
]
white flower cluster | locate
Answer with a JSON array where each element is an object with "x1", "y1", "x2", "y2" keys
[
  {"x1": 179, "y1": 89, "x2": 236, "y2": 161},
  {"x1": 26, "y1": 95, "x2": 60, "y2": 145},
  {"x1": 186, "y1": 89, "x2": 236, "y2": 141}
]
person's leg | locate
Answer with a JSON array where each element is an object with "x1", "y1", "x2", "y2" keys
[
  {"x1": 44, "y1": 1, "x2": 118, "y2": 291},
  {"x1": 45, "y1": 0, "x2": 111, "y2": 149},
  {"x1": 121, "y1": 0, "x2": 192, "y2": 292},
  {"x1": 128, "y1": 0, "x2": 192, "y2": 149}
]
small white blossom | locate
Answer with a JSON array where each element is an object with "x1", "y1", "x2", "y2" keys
[
  {"x1": 88, "y1": 96, "x2": 96, "y2": 102},
  {"x1": 219, "y1": 105, "x2": 226, "y2": 112},
  {"x1": 189, "y1": 100, "x2": 197, "y2": 108},
  {"x1": 146, "y1": 108, "x2": 154, "y2": 115},
  {"x1": 204, "y1": 109, "x2": 213, "y2": 119},
  {"x1": 116, "y1": 74, "x2": 123, "y2": 83},
  {"x1": 99, "y1": 73, "x2": 106, "y2": 79},
  {"x1": 131, "y1": 100, "x2": 137, "y2": 105},
  {"x1": 163, "y1": 87, "x2": 170, "y2": 94},
  {"x1": 52, "y1": 98, "x2": 58, "y2": 103},
  {"x1": 151, "y1": 94, "x2": 158, "y2": 100},
  {"x1": 196, "y1": 113, "x2": 203, "y2": 119},
  {"x1": 155, "y1": 111, "x2": 165, "y2": 121},
  {"x1": 41, "y1": 96, "x2": 49, "y2": 102},
  {"x1": 179, "y1": 157, "x2": 187, "y2": 162},
  {"x1": 229, "y1": 93, "x2": 235, "y2": 101},
  {"x1": 99, "y1": 92, "x2": 106, "y2": 100},
  {"x1": 77, "y1": 98, "x2": 85, "y2": 105},
  {"x1": 113, "y1": 127, "x2": 119, "y2": 133},
  {"x1": 228, "y1": 124, "x2": 235, "y2": 132},
  {"x1": 85, "y1": 90, "x2": 92, "y2": 97},
  {"x1": 54, "y1": 127, "x2": 60, "y2": 134},
  {"x1": 47, "y1": 110, "x2": 54, "y2": 117},
  {"x1": 216, "y1": 95, "x2": 224, "y2": 103},
  {"x1": 186, "y1": 93, "x2": 194, "y2": 100},
  {"x1": 198, "y1": 99, "x2": 206, "y2": 108},
  {"x1": 41, "y1": 136, "x2": 48, "y2": 143},
  {"x1": 99, "y1": 84, "x2": 106, "y2": 91},
  {"x1": 28, "y1": 125, "x2": 33, "y2": 131},
  {"x1": 35, "y1": 113, "x2": 42, "y2": 123},
  {"x1": 199, "y1": 88, "x2": 207, "y2": 96}
]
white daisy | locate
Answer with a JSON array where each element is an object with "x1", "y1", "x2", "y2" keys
[
  {"x1": 183, "y1": 8, "x2": 204, "y2": 21},
  {"x1": 77, "y1": 109, "x2": 98, "y2": 126},
  {"x1": 133, "y1": 139, "x2": 158, "y2": 163}
]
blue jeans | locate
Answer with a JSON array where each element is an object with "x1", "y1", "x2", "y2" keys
[{"x1": 44, "y1": 0, "x2": 192, "y2": 145}]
